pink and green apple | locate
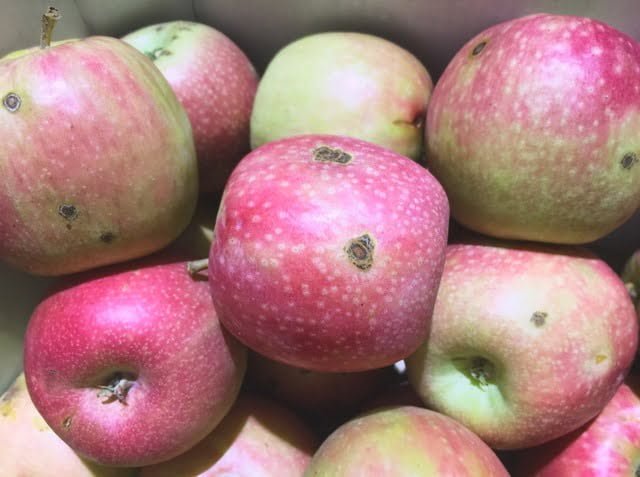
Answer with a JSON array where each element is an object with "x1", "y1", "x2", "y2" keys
[
  {"x1": 426, "y1": 13, "x2": 640, "y2": 244},
  {"x1": 123, "y1": 20, "x2": 258, "y2": 195},
  {"x1": 250, "y1": 32, "x2": 433, "y2": 161},
  {"x1": 0, "y1": 9, "x2": 198, "y2": 276},
  {"x1": 304, "y1": 405, "x2": 509, "y2": 476},
  {"x1": 406, "y1": 239, "x2": 639, "y2": 449}
]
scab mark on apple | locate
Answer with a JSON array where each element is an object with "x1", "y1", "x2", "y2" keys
[
  {"x1": 345, "y1": 234, "x2": 375, "y2": 271},
  {"x1": 2, "y1": 92, "x2": 21, "y2": 112},
  {"x1": 471, "y1": 40, "x2": 488, "y2": 57},
  {"x1": 62, "y1": 416, "x2": 72, "y2": 429},
  {"x1": 620, "y1": 152, "x2": 638, "y2": 170},
  {"x1": 530, "y1": 311, "x2": 548, "y2": 327},
  {"x1": 100, "y1": 231, "x2": 116, "y2": 244},
  {"x1": 144, "y1": 48, "x2": 172, "y2": 61},
  {"x1": 313, "y1": 146, "x2": 353, "y2": 164},
  {"x1": 58, "y1": 204, "x2": 78, "y2": 228}
]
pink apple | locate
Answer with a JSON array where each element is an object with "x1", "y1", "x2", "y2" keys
[
  {"x1": 304, "y1": 405, "x2": 509, "y2": 476},
  {"x1": 123, "y1": 20, "x2": 258, "y2": 195},
  {"x1": 140, "y1": 394, "x2": 319, "y2": 476},
  {"x1": 507, "y1": 377, "x2": 640, "y2": 476},
  {"x1": 0, "y1": 373, "x2": 135, "y2": 476},
  {"x1": 250, "y1": 32, "x2": 433, "y2": 161},
  {"x1": 405, "y1": 239, "x2": 639, "y2": 449},
  {"x1": 207, "y1": 134, "x2": 449, "y2": 372},
  {"x1": 426, "y1": 13, "x2": 640, "y2": 244},
  {"x1": 0, "y1": 8, "x2": 198, "y2": 276},
  {"x1": 23, "y1": 259, "x2": 247, "y2": 467}
]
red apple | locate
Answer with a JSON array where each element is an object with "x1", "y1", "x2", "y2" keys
[
  {"x1": 426, "y1": 13, "x2": 640, "y2": 244},
  {"x1": 405, "y1": 240, "x2": 639, "y2": 449},
  {"x1": 304, "y1": 405, "x2": 509, "y2": 476},
  {"x1": 0, "y1": 373, "x2": 135, "y2": 476},
  {"x1": 207, "y1": 134, "x2": 449, "y2": 372},
  {"x1": 250, "y1": 32, "x2": 433, "y2": 161},
  {"x1": 0, "y1": 9, "x2": 198, "y2": 276},
  {"x1": 507, "y1": 377, "x2": 640, "y2": 476},
  {"x1": 23, "y1": 259, "x2": 247, "y2": 467},
  {"x1": 140, "y1": 394, "x2": 319, "y2": 476},
  {"x1": 123, "y1": 20, "x2": 258, "y2": 195}
]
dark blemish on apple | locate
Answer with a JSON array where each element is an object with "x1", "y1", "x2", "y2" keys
[
  {"x1": 178, "y1": 25, "x2": 193, "y2": 32},
  {"x1": 621, "y1": 152, "x2": 638, "y2": 170},
  {"x1": 313, "y1": 146, "x2": 353, "y2": 164},
  {"x1": 345, "y1": 234, "x2": 375, "y2": 271},
  {"x1": 62, "y1": 416, "x2": 72, "y2": 429},
  {"x1": 58, "y1": 204, "x2": 78, "y2": 221},
  {"x1": 2, "y1": 92, "x2": 21, "y2": 112},
  {"x1": 471, "y1": 40, "x2": 488, "y2": 57},
  {"x1": 530, "y1": 311, "x2": 547, "y2": 327},
  {"x1": 155, "y1": 25, "x2": 164, "y2": 32},
  {"x1": 100, "y1": 231, "x2": 116, "y2": 244},
  {"x1": 171, "y1": 35, "x2": 179, "y2": 41},
  {"x1": 144, "y1": 48, "x2": 172, "y2": 61}
]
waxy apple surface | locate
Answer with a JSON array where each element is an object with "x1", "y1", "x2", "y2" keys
[
  {"x1": 250, "y1": 32, "x2": 433, "y2": 161},
  {"x1": 304, "y1": 406, "x2": 509, "y2": 476},
  {"x1": 0, "y1": 36, "x2": 198, "y2": 276},
  {"x1": 426, "y1": 13, "x2": 640, "y2": 244},
  {"x1": 123, "y1": 21, "x2": 258, "y2": 195},
  {"x1": 209, "y1": 134, "x2": 449, "y2": 372},
  {"x1": 23, "y1": 260, "x2": 247, "y2": 467},
  {"x1": 406, "y1": 240, "x2": 639, "y2": 449}
]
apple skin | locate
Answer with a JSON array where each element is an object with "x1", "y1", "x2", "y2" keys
[
  {"x1": 23, "y1": 259, "x2": 247, "y2": 467},
  {"x1": 250, "y1": 32, "x2": 432, "y2": 161},
  {"x1": 208, "y1": 134, "x2": 449, "y2": 372},
  {"x1": 0, "y1": 373, "x2": 135, "y2": 477},
  {"x1": 0, "y1": 36, "x2": 198, "y2": 276},
  {"x1": 303, "y1": 405, "x2": 509, "y2": 476},
  {"x1": 507, "y1": 377, "x2": 640, "y2": 476},
  {"x1": 140, "y1": 394, "x2": 319, "y2": 477},
  {"x1": 405, "y1": 240, "x2": 639, "y2": 450},
  {"x1": 426, "y1": 13, "x2": 640, "y2": 244},
  {"x1": 123, "y1": 21, "x2": 258, "y2": 195}
]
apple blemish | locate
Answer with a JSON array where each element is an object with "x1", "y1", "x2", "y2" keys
[
  {"x1": 99, "y1": 231, "x2": 116, "y2": 244},
  {"x1": 62, "y1": 416, "x2": 72, "y2": 429},
  {"x1": 470, "y1": 40, "x2": 488, "y2": 57},
  {"x1": 312, "y1": 146, "x2": 353, "y2": 164},
  {"x1": 621, "y1": 152, "x2": 638, "y2": 170},
  {"x1": 2, "y1": 92, "x2": 21, "y2": 112},
  {"x1": 530, "y1": 311, "x2": 548, "y2": 327},
  {"x1": 345, "y1": 234, "x2": 375, "y2": 271},
  {"x1": 58, "y1": 204, "x2": 78, "y2": 221}
]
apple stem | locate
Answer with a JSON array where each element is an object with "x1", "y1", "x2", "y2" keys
[
  {"x1": 40, "y1": 6, "x2": 61, "y2": 49},
  {"x1": 187, "y1": 258, "x2": 209, "y2": 275}
]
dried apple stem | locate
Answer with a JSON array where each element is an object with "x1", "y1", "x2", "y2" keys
[
  {"x1": 187, "y1": 258, "x2": 209, "y2": 275},
  {"x1": 40, "y1": 6, "x2": 61, "y2": 49}
]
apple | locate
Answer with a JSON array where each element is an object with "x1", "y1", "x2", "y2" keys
[
  {"x1": 405, "y1": 239, "x2": 639, "y2": 449},
  {"x1": 205, "y1": 134, "x2": 449, "y2": 372},
  {"x1": 425, "y1": 13, "x2": 640, "y2": 244},
  {"x1": 304, "y1": 405, "x2": 509, "y2": 476},
  {"x1": 507, "y1": 376, "x2": 640, "y2": 476},
  {"x1": 0, "y1": 373, "x2": 135, "y2": 476},
  {"x1": 23, "y1": 259, "x2": 247, "y2": 467},
  {"x1": 123, "y1": 20, "x2": 258, "y2": 195},
  {"x1": 244, "y1": 350, "x2": 397, "y2": 436},
  {"x1": 0, "y1": 8, "x2": 198, "y2": 276},
  {"x1": 140, "y1": 394, "x2": 319, "y2": 477},
  {"x1": 250, "y1": 32, "x2": 433, "y2": 161}
]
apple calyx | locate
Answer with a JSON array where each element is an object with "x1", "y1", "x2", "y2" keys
[
  {"x1": 454, "y1": 356, "x2": 496, "y2": 389},
  {"x1": 96, "y1": 374, "x2": 135, "y2": 404},
  {"x1": 187, "y1": 258, "x2": 209, "y2": 276},
  {"x1": 40, "y1": 6, "x2": 61, "y2": 49}
]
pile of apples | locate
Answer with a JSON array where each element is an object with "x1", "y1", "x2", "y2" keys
[{"x1": 1, "y1": 6, "x2": 639, "y2": 477}]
